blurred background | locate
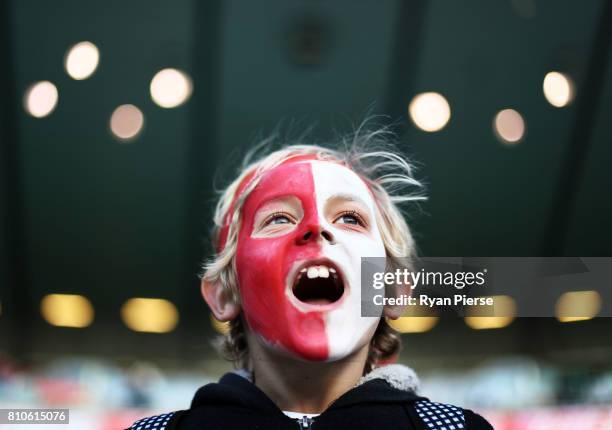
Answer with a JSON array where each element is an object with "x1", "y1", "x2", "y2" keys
[{"x1": 1, "y1": 0, "x2": 611, "y2": 428}]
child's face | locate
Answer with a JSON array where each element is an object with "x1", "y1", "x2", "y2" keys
[{"x1": 235, "y1": 159, "x2": 386, "y2": 361}]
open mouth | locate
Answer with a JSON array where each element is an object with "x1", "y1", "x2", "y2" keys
[{"x1": 291, "y1": 261, "x2": 345, "y2": 306}]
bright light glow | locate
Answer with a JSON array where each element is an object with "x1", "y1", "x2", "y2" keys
[
  {"x1": 121, "y1": 298, "x2": 179, "y2": 333},
  {"x1": 465, "y1": 295, "x2": 516, "y2": 330},
  {"x1": 110, "y1": 104, "x2": 144, "y2": 141},
  {"x1": 493, "y1": 109, "x2": 525, "y2": 144},
  {"x1": 465, "y1": 316, "x2": 514, "y2": 330},
  {"x1": 210, "y1": 314, "x2": 230, "y2": 334},
  {"x1": 543, "y1": 71, "x2": 574, "y2": 108},
  {"x1": 24, "y1": 81, "x2": 58, "y2": 118},
  {"x1": 408, "y1": 92, "x2": 451, "y2": 132},
  {"x1": 65, "y1": 41, "x2": 100, "y2": 80},
  {"x1": 388, "y1": 316, "x2": 438, "y2": 333},
  {"x1": 388, "y1": 304, "x2": 438, "y2": 333},
  {"x1": 556, "y1": 290, "x2": 601, "y2": 323},
  {"x1": 150, "y1": 68, "x2": 193, "y2": 108},
  {"x1": 41, "y1": 294, "x2": 94, "y2": 328}
]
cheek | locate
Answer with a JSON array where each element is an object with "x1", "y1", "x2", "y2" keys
[
  {"x1": 235, "y1": 236, "x2": 287, "y2": 298},
  {"x1": 234, "y1": 236, "x2": 291, "y2": 346},
  {"x1": 330, "y1": 224, "x2": 387, "y2": 260},
  {"x1": 235, "y1": 233, "x2": 330, "y2": 360}
]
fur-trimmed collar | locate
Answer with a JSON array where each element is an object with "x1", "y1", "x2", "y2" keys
[
  {"x1": 358, "y1": 364, "x2": 420, "y2": 393},
  {"x1": 231, "y1": 364, "x2": 420, "y2": 394}
]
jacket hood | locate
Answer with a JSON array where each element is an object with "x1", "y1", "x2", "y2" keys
[{"x1": 190, "y1": 364, "x2": 423, "y2": 413}]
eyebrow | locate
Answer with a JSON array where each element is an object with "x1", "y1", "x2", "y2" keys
[
  {"x1": 252, "y1": 196, "x2": 304, "y2": 224},
  {"x1": 327, "y1": 193, "x2": 370, "y2": 209}
]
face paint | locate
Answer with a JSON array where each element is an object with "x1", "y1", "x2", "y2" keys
[{"x1": 235, "y1": 159, "x2": 386, "y2": 361}]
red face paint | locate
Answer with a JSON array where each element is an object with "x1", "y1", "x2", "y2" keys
[
  {"x1": 218, "y1": 155, "x2": 321, "y2": 252},
  {"x1": 235, "y1": 160, "x2": 329, "y2": 360},
  {"x1": 232, "y1": 155, "x2": 388, "y2": 362}
]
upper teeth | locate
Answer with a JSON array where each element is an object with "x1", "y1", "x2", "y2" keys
[{"x1": 300, "y1": 265, "x2": 336, "y2": 279}]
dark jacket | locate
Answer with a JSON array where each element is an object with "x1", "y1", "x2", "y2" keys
[{"x1": 127, "y1": 366, "x2": 493, "y2": 429}]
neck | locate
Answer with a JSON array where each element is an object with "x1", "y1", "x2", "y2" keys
[{"x1": 248, "y1": 336, "x2": 370, "y2": 414}]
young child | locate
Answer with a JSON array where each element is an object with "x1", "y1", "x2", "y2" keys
[{"x1": 128, "y1": 128, "x2": 493, "y2": 429}]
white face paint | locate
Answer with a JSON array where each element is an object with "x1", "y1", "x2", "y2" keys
[{"x1": 309, "y1": 161, "x2": 387, "y2": 360}]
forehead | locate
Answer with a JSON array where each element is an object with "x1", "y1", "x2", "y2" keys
[
  {"x1": 309, "y1": 161, "x2": 375, "y2": 209},
  {"x1": 249, "y1": 159, "x2": 375, "y2": 210}
]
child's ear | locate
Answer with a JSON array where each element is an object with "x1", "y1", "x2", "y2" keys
[
  {"x1": 383, "y1": 280, "x2": 411, "y2": 320},
  {"x1": 201, "y1": 278, "x2": 241, "y2": 321}
]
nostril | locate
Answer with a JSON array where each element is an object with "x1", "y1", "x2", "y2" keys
[
  {"x1": 297, "y1": 226, "x2": 334, "y2": 245},
  {"x1": 321, "y1": 230, "x2": 334, "y2": 243}
]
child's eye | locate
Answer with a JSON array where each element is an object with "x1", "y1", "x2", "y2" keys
[
  {"x1": 334, "y1": 210, "x2": 366, "y2": 227},
  {"x1": 264, "y1": 212, "x2": 295, "y2": 226},
  {"x1": 269, "y1": 215, "x2": 291, "y2": 225}
]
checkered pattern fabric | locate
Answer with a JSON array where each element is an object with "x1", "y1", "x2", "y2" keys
[
  {"x1": 129, "y1": 412, "x2": 174, "y2": 430},
  {"x1": 414, "y1": 400, "x2": 465, "y2": 430}
]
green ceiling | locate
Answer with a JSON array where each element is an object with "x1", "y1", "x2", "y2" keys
[{"x1": 1, "y1": 0, "x2": 611, "y2": 360}]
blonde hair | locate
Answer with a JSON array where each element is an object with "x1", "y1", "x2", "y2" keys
[{"x1": 202, "y1": 124, "x2": 425, "y2": 372}]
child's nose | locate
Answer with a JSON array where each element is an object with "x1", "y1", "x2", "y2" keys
[{"x1": 296, "y1": 224, "x2": 335, "y2": 245}]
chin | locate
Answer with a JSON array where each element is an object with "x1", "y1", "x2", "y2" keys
[
  {"x1": 281, "y1": 323, "x2": 376, "y2": 363},
  {"x1": 286, "y1": 344, "x2": 357, "y2": 363},
  {"x1": 286, "y1": 329, "x2": 330, "y2": 361}
]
